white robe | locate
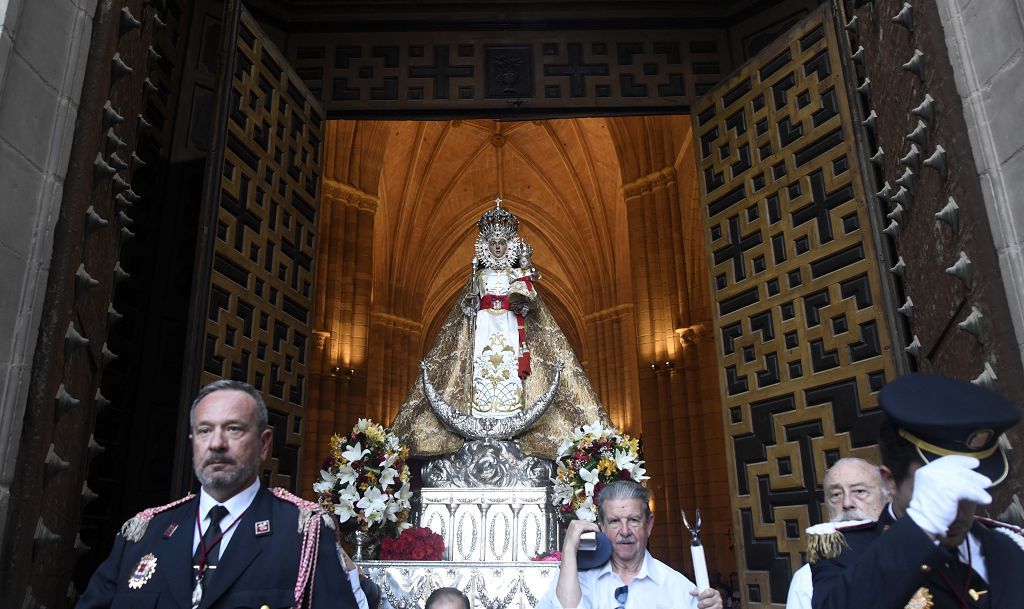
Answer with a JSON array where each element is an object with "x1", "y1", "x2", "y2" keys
[{"x1": 471, "y1": 267, "x2": 535, "y2": 417}]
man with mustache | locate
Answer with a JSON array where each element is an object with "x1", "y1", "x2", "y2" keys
[
  {"x1": 786, "y1": 458, "x2": 889, "y2": 609},
  {"x1": 77, "y1": 380, "x2": 367, "y2": 609},
  {"x1": 537, "y1": 479, "x2": 723, "y2": 609},
  {"x1": 810, "y1": 373, "x2": 1024, "y2": 609}
]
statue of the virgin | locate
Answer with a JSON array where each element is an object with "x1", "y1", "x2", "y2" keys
[{"x1": 390, "y1": 199, "x2": 610, "y2": 459}]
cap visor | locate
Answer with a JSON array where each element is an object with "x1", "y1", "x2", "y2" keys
[{"x1": 916, "y1": 445, "x2": 1010, "y2": 487}]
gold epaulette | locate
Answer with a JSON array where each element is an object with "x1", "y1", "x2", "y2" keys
[
  {"x1": 805, "y1": 519, "x2": 873, "y2": 563},
  {"x1": 270, "y1": 487, "x2": 337, "y2": 533},
  {"x1": 119, "y1": 494, "x2": 196, "y2": 542}
]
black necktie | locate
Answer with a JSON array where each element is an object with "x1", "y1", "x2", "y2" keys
[{"x1": 195, "y1": 504, "x2": 229, "y2": 567}]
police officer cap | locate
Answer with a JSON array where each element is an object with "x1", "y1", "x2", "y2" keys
[
  {"x1": 576, "y1": 532, "x2": 613, "y2": 570},
  {"x1": 880, "y1": 373, "x2": 1020, "y2": 486}
]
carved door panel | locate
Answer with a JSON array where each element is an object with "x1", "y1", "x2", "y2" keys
[
  {"x1": 693, "y1": 5, "x2": 899, "y2": 606},
  {"x1": 195, "y1": 8, "x2": 324, "y2": 491}
]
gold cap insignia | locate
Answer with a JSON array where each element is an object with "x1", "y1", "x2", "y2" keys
[
  {"x1": 966, "y1": 429, "x2": 994, "y2": 450},
  {"x1": 128, "y1": 553, "x2": 158, "y2": 589}
]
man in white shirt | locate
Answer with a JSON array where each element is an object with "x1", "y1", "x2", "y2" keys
[
  {"x1": 77, "y1": 380, "x2": 367, "y2": 609},
  {"x1": 785, "y1": 457, "x2": 888, "y2": 609},
  {"x1": 538, "y1": 480, "x2": 722, "y2": 609}
]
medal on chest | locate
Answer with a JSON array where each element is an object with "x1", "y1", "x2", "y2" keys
[{"x1": 128, "y1": 553, "x2": 158, "y2": 589}]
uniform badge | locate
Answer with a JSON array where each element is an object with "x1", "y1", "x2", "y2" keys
[
  {"x1": 163, "y1": 523, "x2": 178, "y2": 538},
  {"x1": 128, "y1": 553, "x2": 158, "y2": 589},
  {"x1": 905, "y1": 587, "x2": 933, "y2": 609},
  {"x1": 255, "y1": 520, "x2": 271, "y2": 536},
  {"x1": 966, "y1": 429, "x2": 993, "y2": 450}
]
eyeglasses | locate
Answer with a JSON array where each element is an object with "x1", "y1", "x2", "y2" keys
[{"x1": 614, "y1": 585, "x2": 629, "y2": 609}]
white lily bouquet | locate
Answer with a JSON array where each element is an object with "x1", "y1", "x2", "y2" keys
[
  {"x1": 314, "y1": 418, "x2": 413, "y2": 533},
  {"x1": 551, "y1": 422, "x2": 649, "y2": 525}
]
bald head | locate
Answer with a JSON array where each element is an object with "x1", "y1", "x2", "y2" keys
[{"x1": 823, "y1": 458, "x2": 888, "y2": 522}]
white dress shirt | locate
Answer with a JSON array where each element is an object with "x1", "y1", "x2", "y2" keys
[
  {"x1": 193, "y1": 478, "x2": 261, "y2": 559},
  {"x1": 785, "y1": 563, "x2": 812, "y2": 609},
  {"x1": 537, "y1": 551, "x2": 698, "y2": 609}
]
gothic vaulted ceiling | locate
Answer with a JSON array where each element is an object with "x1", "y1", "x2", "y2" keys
[{"x1": 324, "y1": 115, "x2": 693, "y2": 355}]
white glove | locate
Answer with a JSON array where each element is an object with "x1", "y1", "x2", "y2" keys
[{"x1": 905, "y1": 455, "x2": 992, "y2": 536}]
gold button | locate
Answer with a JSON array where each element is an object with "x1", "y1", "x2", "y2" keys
[{"x1": 920, "y1": 564, "x2": 931, "y2": 573}]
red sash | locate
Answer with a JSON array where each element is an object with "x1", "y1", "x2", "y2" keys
[{"x1": 479, "y1": 292, "x2": 531, "y2": 379}]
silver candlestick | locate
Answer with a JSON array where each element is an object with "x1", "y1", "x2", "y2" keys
[{"x1": 681, "y1": 508, "x2": 710, "y2": 592}]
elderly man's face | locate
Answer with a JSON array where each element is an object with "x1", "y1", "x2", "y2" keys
[
  {"x1": 191, "y1": 389, "x2": 271, "y2": 501},
  {"x1": 825, "y1": 460, "x2": 887, "y2": 522},
  {"x1": 600, "y1": 498, "x2": 654, "y2": 565}
]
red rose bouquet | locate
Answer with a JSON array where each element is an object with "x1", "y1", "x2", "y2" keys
[{"x1": 379, "y1": 526, "x2": 445, "y2": 561}]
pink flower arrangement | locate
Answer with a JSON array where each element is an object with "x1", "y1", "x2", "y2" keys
[
  {"x1": 531, "y1": 549, "x2": 563, "y2": 562},
  {"x1": 379, "y1": 526, "x2": 445, "y2": 561}
]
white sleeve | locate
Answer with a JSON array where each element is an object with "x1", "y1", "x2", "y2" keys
[
  {"x1": 785, "y1": 565, "x2": 812, "y2": 609},
  {"x1": 536, "y1": 568, "x2": 589, "y2": 609},
  {"x1": 347, "y1": 567, "x2": 369, "y2": 609}
]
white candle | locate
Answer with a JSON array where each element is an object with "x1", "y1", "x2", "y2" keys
[{"x1": 691, "y1": 543, "x2": 710, "y2": 592}]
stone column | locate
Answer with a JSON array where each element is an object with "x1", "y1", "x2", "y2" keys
[
  {"x1": 302, "y1": 180, "x2": 377, "y2": 494},
  {"x1": 582, "y1": 304, "x2": 641, "y2": 436},
  {"x1": 366, "y1": 311, "x2": 422, "y2": 425},
  {"x1": 623, "y1": 165, "x2": 727, "y2": 572}
]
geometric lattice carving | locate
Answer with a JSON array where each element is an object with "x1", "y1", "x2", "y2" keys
[
  {"x1": 694, "y1": 7, "x2": 897, "y2": 607},
  {"x1": 201, "y1": 9, "x2": 324, "y2": 492},
  {"x1": 287, "y1": 31, "x2": 729, "y2": 115}
]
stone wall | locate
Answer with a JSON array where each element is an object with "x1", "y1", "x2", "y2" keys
[
  {"x1": 0, "y1": 0, "x2": 95, "y2": 567},
  {"x1": 936, "y1": 0, "x2": 1024, "y2": 386}
]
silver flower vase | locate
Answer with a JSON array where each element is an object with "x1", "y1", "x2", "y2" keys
[{"x1": 347, "y1": 529, "x2": 380, "y2": 561}]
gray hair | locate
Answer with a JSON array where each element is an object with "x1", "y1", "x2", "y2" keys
[
  {"x1": 824, "y1": 457, "x2": 890, "y2": 501},
  {"x1": 189, "y1": 379, "x2": 269, "y2": 430},
  {"x1": 596, "y1": 479, "x2": 652, "y2": 522}
]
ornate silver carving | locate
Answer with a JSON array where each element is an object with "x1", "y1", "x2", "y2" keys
[
  {"x1": 419, "y1": 487, "x2": 552, "y2": 562},
  {"x1": 360, "y1": 562, "x2": 558, "y2": 609},
  {"x1": 420, "y1": 364, "x2": 562, "y2": 440},
  {"x1": 422, "y1": 440, "x2": 554, "y2": 488}
]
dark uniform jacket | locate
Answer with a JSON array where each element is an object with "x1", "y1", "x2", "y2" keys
[
  {"x1": 811, "y1": 507, "x2": 1024, "y2": 609},
  {"x1": 76, "y1": 486, "x2": 360, "y2": 609}
]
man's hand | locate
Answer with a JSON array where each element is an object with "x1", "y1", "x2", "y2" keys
[
  {"x1": 906, "y1": 455, "x2": 992, "y2": 537},
  {"x1": 690, "y1": 587, "x2": 722, "y2": 609},
  {"x1": 561, "y1": 519, "x2": 601, "y2": 554},
  {"x1": 554, "y1": 519, "x2": 601, "y2": 609}
]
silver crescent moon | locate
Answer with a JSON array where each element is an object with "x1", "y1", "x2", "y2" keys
[{"x1": 421, "y1": 362, "x2": 562, "y2": 440}]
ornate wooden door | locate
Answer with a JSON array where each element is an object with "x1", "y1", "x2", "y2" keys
[
  {"x1": 192, "y1": 8, "x2": 324, "y2": 491},
  {"x1": 694, "y1": 5, "x2": 900, "y2": 606}
]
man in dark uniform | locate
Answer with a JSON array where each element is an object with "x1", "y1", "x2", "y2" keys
[
  {"x1": 811, "y1": 373, "x2": 1024, "y2": 609},
  {"x1": 76, "y1": 379, "x2": 366, "y2": 609}
]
